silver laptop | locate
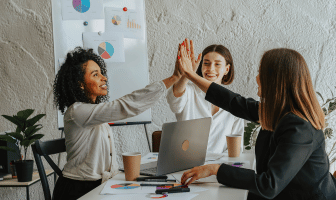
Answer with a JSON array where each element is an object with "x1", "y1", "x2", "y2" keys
[{"x1": 140, "y1": 117, "x2": 211, "y2": 176}]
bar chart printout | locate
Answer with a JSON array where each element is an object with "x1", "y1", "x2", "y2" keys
[
  {"x1": 104, "y1": 7, "x2": 145, "y2": 39},
  {"x1": 127, "y1": 18, "x2": 141, "y2": 29}
]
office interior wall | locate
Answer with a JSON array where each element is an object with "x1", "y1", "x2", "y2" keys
[{"x1": 0, "y1": 0, "x2": 336, "y2": 199}]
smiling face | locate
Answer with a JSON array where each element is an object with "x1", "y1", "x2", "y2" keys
[
  {"x1": 81, "y1": 60, "x2": 107, "y2": 102},
  {"x1": 201, "y1": 52, "x2": 230, "y2": 84}
]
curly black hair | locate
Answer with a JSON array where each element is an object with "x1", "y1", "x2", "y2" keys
[{"x1": 53, "y1": 47, "x2": 109, "y2": 114}]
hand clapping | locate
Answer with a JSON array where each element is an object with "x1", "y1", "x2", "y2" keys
[{"x1": 177, "y1": 39, "x2": 195, "y2": 78}]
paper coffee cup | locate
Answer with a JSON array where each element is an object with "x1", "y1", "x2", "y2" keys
[
  {"x1": 226, "y1": 134, "x2": 242, "y2": 157},
  {"x1": 122, "y1": 152, "x2": 141, "y2": 181}
]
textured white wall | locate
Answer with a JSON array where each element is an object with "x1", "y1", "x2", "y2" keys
[{"x1": 1, "y1": 0, "x2": 336, "y2": 199}]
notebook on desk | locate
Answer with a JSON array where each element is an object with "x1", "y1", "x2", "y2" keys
[{"x1": 120, "y1": 117, "x2": 212, "y2": 176}]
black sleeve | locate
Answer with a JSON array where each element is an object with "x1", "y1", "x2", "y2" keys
[
  {"x1": 205, "y1": 82, "x2": 259, "y2": 123},
  {"x1": 216, "y1": 115, "x2": 314, "y2": 199}
]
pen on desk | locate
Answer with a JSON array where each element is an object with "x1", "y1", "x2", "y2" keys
[
  {"x1": 140, "y1": 183, "x2": 174, "y2": 187},
  {"x1": 155, "y1": 187, "x2": 190, "y2": 194},
  {"x1": 143, "y1": 179, "x2": 176, "y2": 182},
  {"x1": 136, "y1": 175, "x2": 168, "y2": 181}
]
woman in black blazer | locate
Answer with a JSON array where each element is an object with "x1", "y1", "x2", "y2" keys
[{"x1": 177, "y1": 41, "x2": 336, "y2": 200}]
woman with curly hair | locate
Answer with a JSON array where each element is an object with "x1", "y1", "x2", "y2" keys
[
  {"x1": 177, "y1": 42, "x2": 336, "y2": 199},
  {"x1": 53, "y1": 47, "x2": 181, "y2": 200}
]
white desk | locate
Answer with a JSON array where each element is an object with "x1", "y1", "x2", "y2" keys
[{"x1": 79, "y1": 151, "x2": 255, "y2": 200}]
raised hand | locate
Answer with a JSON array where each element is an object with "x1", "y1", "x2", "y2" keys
[
  {"x1": 173, "y1": 44, "x2": 182, "y2": 79},
  {"x1": 178, "y1": 40, "x2": 194, "y2": 77},
  {"x1": 189, "y1": 39, "x2": 202, "y2": 72}
]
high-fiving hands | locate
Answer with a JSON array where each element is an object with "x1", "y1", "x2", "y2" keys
[{"x1": 176, "y1": 38, "x2": 202, "y2": 78}]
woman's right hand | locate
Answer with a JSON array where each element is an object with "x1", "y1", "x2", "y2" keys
[
  {"x1": 178, "y1": 40, "x2": 195, "y2": 78},
  {"x1": 188, "y1": 39, "x2": 202, "y2": 72},
  {"x1": 179, "y1": 38, "x2": 202, "y2": 73}
]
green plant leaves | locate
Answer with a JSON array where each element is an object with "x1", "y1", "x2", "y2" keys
[
  {"x1": 324, "y1": 128, "x2": 333, "y2": 139},
  {"x1": 17, "y1": 109, "x2": 35, "y2": 120},
  {"x1": 26, "y1": 114, "x2": 46, "y2": 127},
  {"x1": 1, "y1": 115, "x2": 23, "y2": 127},
  {"x1": 21, "y1": 134, "x2": 44, "y2": 147},
  {"x1": 316, "y1": 92, "x2": 324, "y2": 102},
  {"x1": 328, "y1": 101, "x2": 336, "y2": 114},
  {"x1": 26, "y1": 134, "x2": 44, "y2": 141},
  {"x1": 23, "y1": 124, "x2": 42, "y2": 137},
  {"x1": 6, "y1": 132, "x2": 23, "y2": 141},
  {"x1": 244, "y1": 122, "x2": 259, "y2": 147},
  {"x1": 322, "y1": 108, "x2": 328, "y2": 115},
  {"x1": 1, "y1": 109, "x2": 45, "y2": 160},
  {"x1": 0, "y1": 135, "x2": 17, "y2": 144}
]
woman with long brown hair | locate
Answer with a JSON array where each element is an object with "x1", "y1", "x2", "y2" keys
[
  {"x1": 177, "y1": 42, "x2": 336, "y2": 199},
  {"x1": 167, "y1": 39, "x2": 244, "y2": 155}
]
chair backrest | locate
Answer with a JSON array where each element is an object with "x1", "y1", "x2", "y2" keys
[
  {"x1": 152, "y1": 131, "x2": 162, "y2": 152},
  {"x1": 32, "y1": 138, "x2": 66, "y2": 200}
]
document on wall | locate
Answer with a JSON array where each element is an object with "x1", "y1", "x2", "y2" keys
[
  {"x1": 105, "y1": 7, "x2": 145, "y2": 39},
  {"x1": 100, "y1": 193, "x2": 199, "y2": 200},
  {"x1": 61, "y1": 0, "x2": 104, "y2": 20},
  {"x1": 83, "y1": 32, "x2": 125, "y2": 63}
]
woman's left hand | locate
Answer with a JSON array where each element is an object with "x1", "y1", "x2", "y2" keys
[
  {"x1": 178, "y1": 42, "x2": 194, "y2": 78},
  {"x1": 172, "y1": 44, "x2": 183, "y2": 80},
  {"x1": 181, "y1": 164, "x2": 220, "y2": 186}
]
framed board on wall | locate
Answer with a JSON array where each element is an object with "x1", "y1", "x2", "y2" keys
[{"x1": 51, "y1": 0, "x2": 150, "y2": 129}]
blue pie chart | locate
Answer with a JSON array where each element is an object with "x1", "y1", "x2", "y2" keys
[{"x1": 73, "y1": 0, "x2": 90, "y2": 13}]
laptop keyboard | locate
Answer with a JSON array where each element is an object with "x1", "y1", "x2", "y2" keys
[{"x1": 141, "y1": 166, "x2": 157, "y2": 173}]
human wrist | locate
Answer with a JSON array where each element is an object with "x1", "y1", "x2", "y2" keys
[
  {"x1": 184, "y1": 70, "x2": 197, "y2": 79},
  {"x1": 170, "y1": 75, "x2": 180, "y2": 83},
  {"x1": 212, "y1": 164, "x2": 221, "y2": 176},
  {"x1": 163, "y1": 75, "x2": 179, "y2": 89}
]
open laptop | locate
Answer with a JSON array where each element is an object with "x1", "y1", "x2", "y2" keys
[{"x1": 138, "y1": 117, "x2": 211, "y2": 176}]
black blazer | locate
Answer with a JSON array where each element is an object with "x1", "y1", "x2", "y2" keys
[{"x1": 205, "y1": 82, "x2": 336, "y2": 200}]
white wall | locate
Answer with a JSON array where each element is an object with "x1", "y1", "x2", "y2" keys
[{"x1": 1, "y1": 0, "x2": 336, "y2": 199}]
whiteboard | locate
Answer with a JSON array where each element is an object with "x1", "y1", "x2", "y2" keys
[{"x1": 52, "y1": 0, "x2": 150, "y2": 129}]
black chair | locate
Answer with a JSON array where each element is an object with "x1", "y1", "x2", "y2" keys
[{"x1": 32, "y1": 138, "x2": 66, "y2": 200}]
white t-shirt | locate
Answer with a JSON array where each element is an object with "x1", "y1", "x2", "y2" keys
[
  {"x1": 62, "y1": 81, "x2": 167, "y2": 183},
  {"x1": 166, "y1": 82, "x2": 244, "y2": 154}
]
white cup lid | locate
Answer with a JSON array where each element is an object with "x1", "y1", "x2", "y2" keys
[{"x1": 122, "y1": 152, "x2": 141, "y2": 156}]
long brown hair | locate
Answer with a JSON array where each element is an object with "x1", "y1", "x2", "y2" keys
[
  {"x1": 259, "y1": 48, "x2": 325, "y2": 131},
  {"x1": 196, "y1": 44, "x2": 234, "y2": 85}
]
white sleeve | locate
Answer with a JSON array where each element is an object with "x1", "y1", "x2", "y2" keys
[
  {"x1": 166, "y1": 84, "x2": 190, "y2": 114},
  {"x1": 70, "y1": 81, "x2": 167, "y2": 127}
]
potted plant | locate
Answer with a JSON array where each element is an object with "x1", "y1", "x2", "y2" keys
[
  {"x1": 0, "y1": 109, "x2": 45, "y2": 182},
  {"x1": 317, "y1": 89, "x2": 336, "y2": 170}
]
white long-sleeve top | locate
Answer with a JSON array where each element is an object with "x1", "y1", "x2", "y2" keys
[
  {"x1": 62, "y1": 81, "x2": 167, "y2": 183},
  {"x1": 166, "y1": 82, "x2": 244, "y2": 154}
]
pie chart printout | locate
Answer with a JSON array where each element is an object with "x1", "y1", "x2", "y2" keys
[
  {"x1": 98, "y1": 42, "x2": 114, "y2": 59},
  {"x1": 112, "y1": 15, "x2": 121, "y2": 25},
  {"x1": 111, "y1": 183, "x2": 140, "y2": 189},
  {"x1": 73, "y1": 0, "x2": 90, "y2": 13}
]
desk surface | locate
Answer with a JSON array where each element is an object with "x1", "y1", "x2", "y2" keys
[
  {"x1": 0, "y1": 169, "x2": 54, "y2": 186},
  {"x1": 79, "y1": 151, "x2": 255, "y2": 200}
]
